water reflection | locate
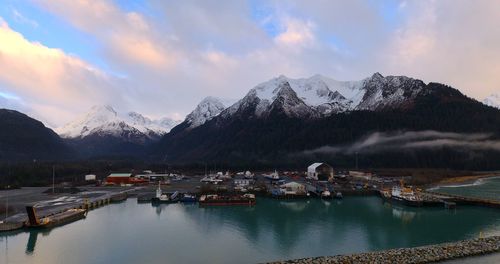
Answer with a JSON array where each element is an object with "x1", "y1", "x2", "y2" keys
[
  {"x1": 391, "y1": 206, "x2": 417, "y2": 222},
  {"x1": 0, "y1": 197, "x2": 499, "y2": 264},
  {"x1": 26, "y1": 230, "x2": 38, "y2": 254},
  {"x1": 181, "y1": 197, "x2": 500, "y2": 254}
]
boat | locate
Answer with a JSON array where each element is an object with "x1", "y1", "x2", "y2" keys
[
  {"x1": 151, "y1": 183, "x2": 178, "y2": 204},
  {"x1": 244, "y1": 171, "x2": 254, "y2": 179},
  {"x1": 388, "y1": 182, "x2": 423, "y2": 207},
  {"x1": 334, "y1": 192, "x2": 343, "y2": 199},
  {"x1": 379, "y1": 189, "x2": 391, "y2": 201},
  {"x1": 321, "y1": 190, "x2": 332, "y2": 199},
  {"x1": 199, "y1": 194, "x2": 256, "y2": 206},
  {"x1": 200, "y1": 176, "x2": 223, "y2": 184},
  {"x1": 25, "y1": 206, "x2": 87, "y2": 229},
  {"x1": 264, "y1": 170, "x2": 280, "y2": 181},
  {"x1": 180, "y1": 194, "x2": 197, "y2": 203}
]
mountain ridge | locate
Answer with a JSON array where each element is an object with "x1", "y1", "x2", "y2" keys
[{"x1": 154, "y1": 74, "x2": 500, "y2": 169}]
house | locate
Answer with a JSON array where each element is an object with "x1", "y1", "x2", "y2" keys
[
  {"x1": 234, "y1": 176, "x2": 253, "y2": 187},
  {"x1": 84, "y1": 174, "x2": 96, "y2": 181},
  {"x1": 280, "y1": 181, "x2": 306, "y2": 195},
  {"x1": 307, "y1": 163, "x2": 334, "y2": 181}
]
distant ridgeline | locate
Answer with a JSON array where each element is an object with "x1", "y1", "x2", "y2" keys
[
  {"x1": 1, "y1": 73, "x2": 500, "y2": 170},
  {"x1": 153, "y1": 75, "x2": 500, "y2": 170}
]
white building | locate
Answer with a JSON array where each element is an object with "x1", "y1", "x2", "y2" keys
[
  {"x1": 280, "y1": 181, "x2": 306, "y2": 195},
  {"x1": 307, "y1": 163, "x2": 334, "y2": 181},
  {"x1": 234, "y1": 177, "x2": 253, "y2": 187},
  {"x1": 85, "y1": 174, "x2": 96, "y2": 181}
]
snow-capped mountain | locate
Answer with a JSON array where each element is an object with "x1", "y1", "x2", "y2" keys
[
  {"x1": 483, "y1": 93, "x2": 500, "y2": 109},
  {"x1": 56, "y1": 105, "x2": 180, "y2": 140},
  {"x1": 185, "y1": 96, "x2": 234, "y2": 128},
  {"x1": 221, "y1": 73, "x2": 425, "y2": 119},
  {"x1": 155, "y1": 72, "x2": 500, "y2": 166}
]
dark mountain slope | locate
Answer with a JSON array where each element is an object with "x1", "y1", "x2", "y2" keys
[
  {"x1": 153, "y1": 83, "x2": 500, "y2": 169},
  {"x1": 0, "y1": 109, "x2": 73, "y2": 161}
]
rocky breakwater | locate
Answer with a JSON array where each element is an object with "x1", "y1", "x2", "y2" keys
[{"x1": 267, "y1": 236, "x2": 500, "y2": 264}]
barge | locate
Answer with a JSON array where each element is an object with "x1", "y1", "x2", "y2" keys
[
  {"x1": 25, "y1": 206, "x2": 87, "y2": 229},
  {"x1": 199, "y1": 194, "x2": 256, "y2": 206}
]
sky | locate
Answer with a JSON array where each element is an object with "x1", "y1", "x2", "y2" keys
[{"x1": 0, "y1": 0, "x2": 499, "y2": 128}]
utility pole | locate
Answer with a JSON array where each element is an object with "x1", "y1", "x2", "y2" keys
[
  {"x1": 355, "y1": 152, "x2": 359, "y2": 170},
  {"x1": 5, "y1": 194, "x2": 8, "y2": 221},
  {"x1": 52, "y1": 165, "x2": 55, "y2": 194}
]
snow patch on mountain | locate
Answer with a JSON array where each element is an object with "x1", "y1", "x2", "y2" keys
[
  {"x1": 483, "y1": 93, "x2": 500, "y2": 109},
  {"x1": 56, "y1": 105, "x2": 180, "y2": 139},
  {"x1": 185, "y1": 96, "x2": 235, "y2": 128},
  {"x1": 221, "y1": 73, "x2": 424, "y2": 119}
]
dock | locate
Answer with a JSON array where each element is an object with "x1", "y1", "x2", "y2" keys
[
  {"x1": 0, "y1": 186, "x2": 138, "y2": 232},
  {"x1": 424, "y1": 191, "x2": 500, "y2": 209}
]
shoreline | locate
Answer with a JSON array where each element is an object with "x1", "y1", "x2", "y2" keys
[
  {"x1": 267, "y1": 236, "x2": 500, "y2": 264},
  {"x1": 426, "y1": 174, "x2": 500, "y2": 190}
]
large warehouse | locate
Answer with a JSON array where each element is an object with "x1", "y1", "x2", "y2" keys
[{"x1": 307, "y1": 163, "x2": 334, "y2": 181}]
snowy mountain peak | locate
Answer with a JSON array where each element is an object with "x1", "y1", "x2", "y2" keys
[
  {"x1": 483, "y1": 92, "x2": 500, "y2": 109},
  {"x1": 217, "y1": 73, "x2": 430, "y2": 121},
  {"x1": 56, "y1": 105, "x2": 180, "y2": 140},
  {"x1": 185, "y1": 96, "x2": 230, "y2": 128},
  {"x1": 126, "y1": 111, "x2": 151, "y2": 126},
  {"x1": 370, "y1": 72, "x2": 384, "y2": 80}
]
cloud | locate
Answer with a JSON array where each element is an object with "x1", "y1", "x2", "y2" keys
[
  {"x1": 0, "y1": 18, "x2": 121, "y2": 127},
  {"x1": 1, "y1": 0, "x2": 498, "y2": 128},
  {"x1": 301, "y1": 131, "x2": 500, "y2": 156},
  {"x1": 33, "y1": 0, "x2": 176, "y2": 70},
  {"x1": 384, "y1": 0, "x2": 500, "y2": 99},
  {"x1": 274, "y1": 17, "x2": 316, "y2": 50},
  {"x1": 11, "y1": 8, "x2": 39, "y2": 28}
]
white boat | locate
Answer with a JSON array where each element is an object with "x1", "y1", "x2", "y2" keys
[
  {"x1": 390, "y1": 185, "x2": 423, "y2": 207},
  {"x1": 264, "y1": 170, "x2": 280, "y2": 181},
  {"x1": 200, "y1": 176, "x2": 223, "y2": 184},
  {"x1": 321, "y1": 190, "x2": 331, "y2": 199}
]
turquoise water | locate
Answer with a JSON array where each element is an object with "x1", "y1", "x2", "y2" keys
[
  {"x1": 1, "y1": 197, "x2": 499, "y2": 264},
  {"x1": 431, "y1": 176, "x2": 500, "y2": 201}
]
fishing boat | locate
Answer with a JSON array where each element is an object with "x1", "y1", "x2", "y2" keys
[
  {"x1": 379, "y1": 189, "x2": 391, "y2": 201},
  {"x1": 264, "y1": 170, "x2": 280, "y2": 181},
  {"x1": 321, "y1": 190, "x2": 332, "y2": 199},
  {"x1": 180, "y1": 194, "x2": 197, "y2": 203},
  {"x1": 151, "y1": 183, "x2": 179, "y2": 204},
  {"x1": 387, "y1": 181, "x2": 423, "y2": 207},
  {"x1": 199, "y1": 194, "x2": 256, "y2": 206},
  {"x1": 25, "y1": 206, "x2": 87, "y2": 229},
  {"x1": 334, "y1": 192, "x2": 343, "y2": 199}
]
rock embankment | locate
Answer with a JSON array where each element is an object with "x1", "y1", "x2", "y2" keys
[{"x1": 268, "y1": 236, "x2": 500, "y2": 264}]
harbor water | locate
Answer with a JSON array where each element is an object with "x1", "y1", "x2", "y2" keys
[
  {"x1": 431, "y1": 176, "x2": 500, "y2": 201},
  {"x1": 1, "y1": 197, "x2": 500, "y2": 264}
]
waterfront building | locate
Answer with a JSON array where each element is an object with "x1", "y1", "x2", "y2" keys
[
  {"x1": 280, "y1": 181, "x2": 306, "y2": 195},
  {"x1": 106, "y1": 173, "x2": 147, "y2": 185},
  {"x1": 307, "y1": 163, "x2": 334, "y2": 181},
  {"x1": 84, "y1": 174, "x2": 96, "y2": 181},
  {"x1": 234, "y1": 176, "x2": 253, "y2": 187}
]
